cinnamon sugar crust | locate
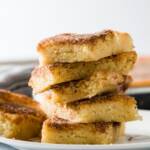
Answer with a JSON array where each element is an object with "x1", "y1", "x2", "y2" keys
[{"x1": 37, "y1": 30, "x2": 133, "y2": 64}]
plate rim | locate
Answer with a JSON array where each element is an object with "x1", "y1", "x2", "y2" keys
[
  {"x1": 0, "y1": 110, "x2": 149, "y2": 149},
  {"x1": 0, "y1": 136, "x2": 150, "y2": 150}
]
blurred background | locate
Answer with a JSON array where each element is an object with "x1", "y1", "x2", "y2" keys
[
  {"x1": 0, "y1": 0, "x2": 149, "y2": 62},
  {"x1": 0, "y1": 0, "x2": 150, "y2": 109}
]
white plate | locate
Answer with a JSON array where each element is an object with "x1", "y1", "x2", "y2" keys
[{"x1": 0, "y1": 110, "x2": 149, "y2": 150}]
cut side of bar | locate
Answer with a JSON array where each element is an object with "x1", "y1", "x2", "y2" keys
[
  {"x1": 29, "y1": 51, "x2": 137, "y2": 93},
  {"x1": 38, "y1": 71, "x2": 131, "y2": 104},
  {"x1": 35, "y1": 94, "x2": 140, "y2": 123},
  {"x1": 42, "y1": 118, "x2": 125, "y2": 144}
]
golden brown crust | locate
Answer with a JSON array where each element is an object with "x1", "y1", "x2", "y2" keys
[
  {"x1": 71, "y1": 93, "x2": 135, "y2": 106},
  {"x1": 0, "y1": 89, "x2": 37, "y2": 108},
  {"x1": 0, "y1": 89, "x2": 46, "y2": 140},
  {"x1": 37, "y1": 30, "x2": 133, "y2": 64},
  {"x1": 38, "y1": 30, "x2": 114, "y2": 48},
  {"x1": 41, "y1": 118, "x2": 124, "y2": 144},
  {"x1": 45, "y1": 118, "x2": 115, "y2": 132},
  {"x1": 0, "y1": 89, "x2": 44, "y2": 118},
  {"x1": 29, "y1": 51, "x2": 137, "y2": 93},
  {"x1": 36, "y1": 93, "x2": 140, "y2": 123},
  {"x1": 39, "y1": 71, "x2": 129, "y2": 104},
  {"x1": 0, "y1": 103, "x2": 37, "y2": 116}
]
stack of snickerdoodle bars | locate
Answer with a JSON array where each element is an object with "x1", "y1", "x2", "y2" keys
[{"x1": 29, "y1": 30, "x2": 140, "y2": 144}]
